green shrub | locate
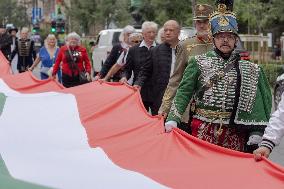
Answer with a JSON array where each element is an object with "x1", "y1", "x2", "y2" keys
[{"x1": 260, "y1": 63, "x2": 284, "y2": 87}]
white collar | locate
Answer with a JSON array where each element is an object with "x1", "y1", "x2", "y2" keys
[
  {"x1": 121, "y1": 41, "x2": 129, "y2": 49},
  {"x1": 139, "y1": 40, "x2": 156, "y2": 49}
]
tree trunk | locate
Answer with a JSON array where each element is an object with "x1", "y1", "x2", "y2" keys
[{"x1": 192, "y1": 0, "x2": 196, "y2": 27}]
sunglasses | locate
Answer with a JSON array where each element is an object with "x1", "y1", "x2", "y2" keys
[{"x1": 132, "y1": 40, "x2": 141, "y2": 44}]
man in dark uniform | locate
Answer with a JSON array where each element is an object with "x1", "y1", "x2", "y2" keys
[{"x1": 0, "y1": 24, "x2": 12, "y2": 61}]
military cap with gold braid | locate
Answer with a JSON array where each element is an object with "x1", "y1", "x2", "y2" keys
[{"x1": 193, "y1": 4, "x2": 213, "y2": 20}]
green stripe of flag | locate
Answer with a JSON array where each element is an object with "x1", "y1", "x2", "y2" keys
[
  {"x1": 0, "y1": 93, "x2": 5, "y2": 116},
  {"x1": 0, "y1": 155, "x2": 51, "y2": 189}
]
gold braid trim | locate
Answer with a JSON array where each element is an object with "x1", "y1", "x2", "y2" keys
[{"x1": 170, "y1": 100, "x2": 182, "y2": 119}]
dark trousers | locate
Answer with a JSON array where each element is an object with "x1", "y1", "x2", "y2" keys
[
  {"x1": 178, "y1": 122, "x2": 192, "y2": 134},
  {"x1": 142, "y1": 100, "x2": 159, "y2": 115},
  {"x1": 62, "y1": 73, "x2": 81, "y2": 88}
]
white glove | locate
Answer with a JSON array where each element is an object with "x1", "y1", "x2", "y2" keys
[
  {"x1": 120, "y1": 77, "x2": 128, "y2": 83},
  {"x1": 93, "y1": 75, "x2": 100, "y2": 81},
  {"x1": 247, "y1": 134, "x2": 262, "y2": 145},
  {"x1": 165, "y1": 121, "x2": 178, "y2": 133},
  {"x1": 85, "y1": 72, "x2": 91, "y2": 81},
  {"x1": 47, "y1": 67, "x2": 53, "y2": 77}
]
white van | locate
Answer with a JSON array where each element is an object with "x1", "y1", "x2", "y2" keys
[
  {"x1": 92, "y1": 29, "x2": 123, "y2": 73},
  {"x1": 92, "y1": 27, "x2": 195, "y2": 73}
]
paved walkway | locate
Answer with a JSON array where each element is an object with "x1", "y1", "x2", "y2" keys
[{"x1": 270, "y1": 139, "x2": 284, "y2": 166}]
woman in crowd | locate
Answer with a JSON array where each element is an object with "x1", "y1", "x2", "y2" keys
[
  {"x1": 94, "y1": 25, "x2": 136, "y2": 81},
  {"x1": 157, "y1": 27, "x2": 166, "y2": 44},
  {"x1": 103, "y1": 32, "x2": 143, "y2": 82},
  {"x1": 29, "y1": 34, "x2": 61, "y2": 82},
  {"x1": 51, "y1": 32, "x2": 91, "y2": 88}
]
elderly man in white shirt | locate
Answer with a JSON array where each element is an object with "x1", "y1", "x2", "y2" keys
[{"x1": 254, "y1": 92, "x2": 284, "y2": 160}]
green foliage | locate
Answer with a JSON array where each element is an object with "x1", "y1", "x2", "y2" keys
[
  {"x1": 67, "y1": 0, "x2": 131, "y2": 34},
  {"x1": 67, "y1": 0, "x2": 97, "y2": 34},
  {"x1": 81, "y1": 39, "x2": 93, "y2": 59},
  {"x1": 64, "y1": 0, "x2": 284, "y2": 37},
  {"x1": 141, "y1": 0, "x2": 193, "y2": 26},
  {"x1": 0, "y1": 0, "x2": 29, "y2": 27},
  {"x1": 261, "y1": 63, "x2": 284, "y2": 87},
  {"x1": 235, "y1": 0, "x2": 271, "y2": 34},
  {"x1": 269, "y1": 0, "x2": 284, "y2": 22},
  {"x1": 234, "y1": 0, "x2": 284, "y2": 36},
  {"x1": 66, "y1": 0, "x2": 217, "y2": 33}
]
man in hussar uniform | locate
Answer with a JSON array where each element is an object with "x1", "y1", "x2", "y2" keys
[
  {"x1": 11, "y1": 27, "x2": 36, "y2": 73},
  {"x1": 159, "y1": 4, "x2": 213, "y2": 127},
  {"x1": 165, "y1": 2, "x2": 272, "y2": 153}
]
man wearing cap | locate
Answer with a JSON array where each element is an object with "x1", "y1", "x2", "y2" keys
[
  {"x1": 165, "y1": 3, "x2": 272, "y2": 153},
  {"x1": 159, "y1": 4, "x2": 213, "y2": 126},
  {"x1": 0, "y1": 24, "x2": 12, "y2": 61}
]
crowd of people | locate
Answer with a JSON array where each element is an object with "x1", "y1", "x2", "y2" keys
[
  {"x1": 0, "y1": 1, "x2": 283, "y2": 161},
  {"x1": 0, "y1": 25, "x2": 92, "y2": 88},
  {"x1": 95, "y1": 2, "x2": 284, "y2": 159}
]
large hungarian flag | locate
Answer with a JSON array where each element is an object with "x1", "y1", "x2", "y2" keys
[{"x1": 0, "y1": 52, "x2": 284, "y2": 189}]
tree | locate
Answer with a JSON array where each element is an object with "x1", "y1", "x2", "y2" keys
[
  {"x1": 95, "y1": 0, "x2": 131, "y2": 28},
  {"x1": 67, "y1": 0, "x2": 97, "y2": 34},
  {"x1": 64, "y1": 0, "x2": 284, "y2": 38},
  {"x1": 234, "y1": 0, "x2": 272, "y2": 34},
  {"x1": 0, "y1": 0, "x2": 30, "y2": 28},
  {"x1": 234, "y1": 0, "x2": 284, "y2": 40},
  {"x1": 66, "y1": 0, "x2": 131, "y2": 35},
  {"x1": 139, "y1": 0, "x2": 214, "y2": 27},
  {"x1": 140, "y1": 0, "x2": 193, "y2": 27}
]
